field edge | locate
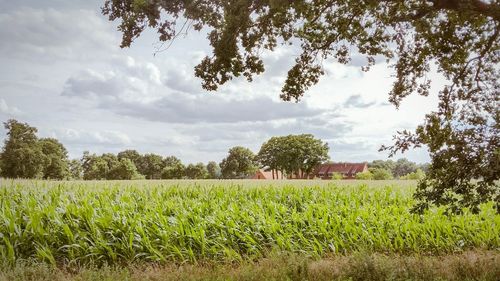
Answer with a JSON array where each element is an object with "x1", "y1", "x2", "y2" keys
[{"x1": 2, "y1": 250, "x2": 499, "y2": 281}]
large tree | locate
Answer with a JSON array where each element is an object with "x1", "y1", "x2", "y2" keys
[
  {"x1": 68, "y1": 159, "x2": 83, "y2": 180},
  {"x1": 109, "y1": 158, "x2": 143, "y2": 180},
  {"x1": 185, "y1": 162, "x2": 208, "y2": 179},
  {"x1": 257, "y1": 134, "x2": 329, "y2": 178},
  {"x1": 39, "y1": 138, "x2": 70, "y2": 180},
  {"x1": 162, "y1": 156, "x2": 185, "y2": 179},
  {"x1": 138, "y1": 153, "x2": 164, "y2": 179},
  {"x1": 117, "y1": 149, "x2": 143, "y2": 168},
  {"x1": 206, "y1": 161, "x2": 221, "y2": 179},
  {"x1": 392, "y1": 158, "x2": 418, "y2": 178},
  {"x1": 220, "y1": 146, "x2": 257, "y2": 179},
  {"x1": 0, "y1": 120, "x2": 44, "y2": 178},
  {"x1": 103, "y1": 0, "x2": 500, "y2": 213},
  {"x1": 82, "y1": 152, "x2": 112, "y2": 180}
]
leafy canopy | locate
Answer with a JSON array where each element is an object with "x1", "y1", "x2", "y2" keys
[
  {"x1": 220, "y1": 146, "x2": 257, "y2": 179},
  {"x1": 103, "y1": 0, "x2": 500, "y2": 213},
  {"x1": 257, "y1": 134, "x2": 329, "y2": 177},
  {"x1": 0, "y1": 120, "x2": 70, "y2": 179}
]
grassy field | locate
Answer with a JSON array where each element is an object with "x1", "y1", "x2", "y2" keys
[{"x1": 1, "y1": 179, "x2": 499, "y2": 280}]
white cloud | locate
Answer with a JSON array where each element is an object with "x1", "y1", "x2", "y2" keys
[
  {"x1": 61, "y1": 61, "x2": 329, "y2": 124},
  {"x1": 0, "y1": 99, "x2": 22, "y2": 115},
  {"x1": 0, "y1": 6, "x2": 117, "y2": 61},
  {"x1": 343, "y1": 94, "x2": 377, "y2": 108},
  {"x1": 51, "y1": 128, "x2": 131, "y2": 146}
]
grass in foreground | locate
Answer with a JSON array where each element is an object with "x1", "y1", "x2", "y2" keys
[
  {"x1": 2, "y1": 251, "x2": 499, "y2": 281},
  {"x1": 1, "y1": 179, "x2": 498, "y2": 266}
]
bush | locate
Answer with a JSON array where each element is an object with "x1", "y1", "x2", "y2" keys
[
  {"x1": 356, "y1": 171, "x2": 373, "y2": 180},
  {"x1": 371, "y1": 168, "x2": 393, "y2": 180},
  {"x1": 401, "y1": 169, "x2": 425, "y2": 180}
]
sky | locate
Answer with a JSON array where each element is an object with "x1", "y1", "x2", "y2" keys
[{"x1": 0, "y1": 0, "x2": 444, "y2": 164}]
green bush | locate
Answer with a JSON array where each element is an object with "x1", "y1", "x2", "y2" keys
[
  {"x1": 401, "y1": 169, "x2": 425, "y2": 180},
  {"x1": 355, "y1": 171, "x2": 373, "y2": 180},
  {"x1": 371, "y1": 168, "x2": 393, "y2": 180}
]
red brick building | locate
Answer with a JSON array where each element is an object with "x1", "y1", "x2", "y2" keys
[{"x1": 251, "y1": 169, "x2": 285, "y2": 179}]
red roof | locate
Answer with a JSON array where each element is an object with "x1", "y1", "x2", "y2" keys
[{"x1": 316, "y1": 163, "x2": 367, "y2": 177}]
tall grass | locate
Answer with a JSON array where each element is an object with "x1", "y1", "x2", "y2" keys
[{"x1": 0, "y1": 179, "x2": 498, "y2": 266}]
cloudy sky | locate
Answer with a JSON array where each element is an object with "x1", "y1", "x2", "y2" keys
[{"x1": 0, "y1": 0, "x2": 443, "y2": 164}]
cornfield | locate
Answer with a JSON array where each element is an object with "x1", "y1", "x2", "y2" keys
[{"x1": 0, "y1": 179, "x2": 498, "y2": 266}]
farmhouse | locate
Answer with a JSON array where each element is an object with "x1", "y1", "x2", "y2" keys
[
  {"x1": 315, "y1": 162, "x2": 368, "y2": 179},
  {"x1": 251, "y1": 169, "x2": 285, "y2": 179}
]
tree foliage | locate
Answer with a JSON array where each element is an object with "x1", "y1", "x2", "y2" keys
[
  {"x1": 138, "y1": 153, "x2": 164, "y2": 179},
  {"x1": 117, "y1": 149, "x2": 142, "y2": 169},
  {"x1": 103, "y1": 0, "x2": 500, "y2": 213},
  {"x1": 401, "y1": 168, "x2": 426, "y2": 180},
  {"x1": 369, "y1": 160, "x2": 396, "y2": 173},
  {"x1": 257, "y1": 134, "x2": 329, "y2": 178},
  {"x1": 220, "y1": 146, "x2": 257, "y2": 179},
  {"x1": 206, "y1": 161, "x2": 221, "y2": 179},
  {"x1": 0, "y1": 120, "x2": 45, "y2": 178},
  {"x1": 68, "y1": 159, "x2": 83, "y2": 180},
  {"x1": 110, "y1": 158, "x2": 143, "y2": 180},
  {"x1": 370, "y1": 168, "x2": 394, "y2": 180},
  {"x1": 392, "y1": 158, "x2": 418, "y2": 178},
  {"x1": 39, "y1": 138, "x2": 70, "y2": 180},
  {"x1": 0, "y1": 120, "x2": 70, "y2": 179},
  {"x1": 355, "y1": 171, "x2": 373, "y2": 180},
  {"x1": 185, "y1": 162, "x2": 208, "y2": 179},
  {"x1": 162, "y1": 156, "x2": 186, "y2": 179},
  {"x1": 369, "y1": 158, "x2": 428, "y2": 178}
]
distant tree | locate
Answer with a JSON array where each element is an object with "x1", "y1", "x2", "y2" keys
[
  {"x1": 257, "y1": 134, "x2": 329, "y2": 178},
  {"x1": 401, "y1": 169, "x2": 426, "y2": 180},
  {"x1": 356, "y1": 171, "x2": 373, "y2": 180},
  {"x1": 82, "y1": 152, "x2": 120, "y2": 180},
  {"x1": 368, "y1": 160, "x2": 396, "y2": 172},
  {"x1": 256, "y1": 137, "x2": 284, "y2": 179},
  {"x1": 0, "y1": 120, "x2": 45, "y2": 178},
  {"x1": 220, "y1": 146, "x2": 257, "y2": 179},
  {"x1": 392, "y1": 158, "x2": 418, "y2": 178},
  {"x1": 185, "y1": 162, "x2": 208, "y2": 179},
  {"x1": 139, "y1": 153, "x2": 164, "y2": 179},
  {"x1": 109, "y1": 158, "x2": 143, "y2": 180},
  {"x1": 117, "y1": 149, "x2": 142, "y2": 168},
  {"x1": 206, "y1": 161, "x2": 221, "y2": 179},
  {"x1": 161, "y1": 156, "x2": 185, "y2": 179},
  {"x1": 163, "y1": 156, "x2": 182, "y2": 167},
  {"x1": 370, "y1": 168, "x2": 393, "y2": 180},
  {"x1": 68, "y1": 159, "x2": 83, "y2": 180},
  {"x1": 418, "y1": 163, "x2": 431, "y2": 174},
  {"x1": 82, "y1": 152, "x2": 109, "y2": 180},
  {"x1": 39, "y1": 138, "x2": 70, "y2": 180}
]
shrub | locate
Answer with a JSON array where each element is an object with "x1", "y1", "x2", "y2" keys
[
  {"x1": 401, "y1": 169, "x2": 425, "y2": 180},
  {"x1": 356, "y1": 171, "x2": 373, "y2": 180},
  {"x1": 371, "y1": 168, "x2": 393, "y2": 180}
]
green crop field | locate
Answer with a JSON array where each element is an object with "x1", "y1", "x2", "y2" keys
[{"x1": 1, "y1": 179, "x2": 498, "y2": 270}]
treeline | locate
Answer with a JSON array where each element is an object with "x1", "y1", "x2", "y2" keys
[
  {"x1": 354, "y1": 159, "x2": 429, "y2": 180},
  {"x1": 0, "y1": 119, "x2": 428, "y2": 180},
  {"x1": 0, "y1": 120, "x2": 222, "y2": 180},
  {"x1": 0, "y1": 120, "x2": 331, "y2": 180},
  {"x1": 76, "y1": 151, "x2": 220, "y2": 180}
]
